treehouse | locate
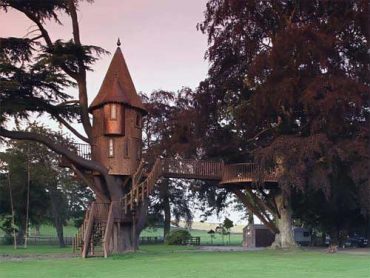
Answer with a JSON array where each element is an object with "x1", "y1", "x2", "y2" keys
[
  {"x1": 65, "y1": 43, "x2": 279, "y2": 258},
  {"x1": 88, "y1": 45, "x2": 146, "y2": 176}
]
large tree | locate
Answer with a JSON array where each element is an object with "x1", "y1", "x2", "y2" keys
[
  {"x1": 198, "y1": 0, "x2": 370, "y2": 247},
  {"x1": 0, "y1": 0, "x2": 146, "y2": 252},
  {"x1": 0, "y1": 126, "x2": 92, "y2": 247}
]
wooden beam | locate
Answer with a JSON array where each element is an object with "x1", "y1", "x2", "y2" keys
[
  {"x1": 82, "y1": 202, "x2": 95, "y2": 258},
  {"x1": 103, "y1": 202, "x2": 115, "y2": 258},
  {"x1": 232, "y1": 189, "x2": 279, "y2": 234}
]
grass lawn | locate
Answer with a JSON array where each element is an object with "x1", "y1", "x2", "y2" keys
[{"x1": 0, "y1": 245, "x2": 369, "y2": 278}]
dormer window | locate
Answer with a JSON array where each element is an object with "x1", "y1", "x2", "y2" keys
[{"x1": 110, "y1": 104, "x2": 117, "y2": 120}]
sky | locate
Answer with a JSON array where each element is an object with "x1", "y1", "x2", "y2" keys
[
  {"x1": 0, "y1": 1, "x2": 250, "y2": 225},
  {"x1": 0, "y1": 0, "x2": 210, "y2": 101}
]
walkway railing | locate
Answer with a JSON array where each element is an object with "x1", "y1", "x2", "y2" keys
[
  {"x1": 63, "y1": 143, "x2": 278, "y2": 184},
  {"x1": 161, "y1": 158, "x2": 223, "y2": 180}
]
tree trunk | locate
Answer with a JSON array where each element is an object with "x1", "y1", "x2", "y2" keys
[
  {"x1": 49, "y1": 186, "x2": 65, "y2": 248},
  {"x1": 35, "y1": 224, "x2": 41, "y2": 236},
  {"x1": 271, "y1": 192, "x2": 297, "y2": 249},
  {"x1": 110, "y1": 222, "x2": 137, "y2": 253},
  {"x1": 161, "y1": 179, "x2": 171, "y2": 238},
  {"x1": 107, "y1": 199, "x2": 148, "y2": 254}
]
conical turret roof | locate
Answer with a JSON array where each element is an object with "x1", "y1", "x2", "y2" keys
[{"x1": 89, "y1": 46, "x2": 146, "y2": 113}]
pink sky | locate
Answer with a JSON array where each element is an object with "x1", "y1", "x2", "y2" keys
[{"x1": 0, "y1": 0, "x2": 209, "y2": 102}]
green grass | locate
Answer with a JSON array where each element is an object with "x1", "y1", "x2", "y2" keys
[
  {"x1": 0, "y1": 223, "x2": 78, "y2": 237},
  {"x1": 0, "y1": 245, "x2": 369, "y2": 278}
]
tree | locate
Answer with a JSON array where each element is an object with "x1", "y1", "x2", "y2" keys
[
  {"x1": 0, "y1": 0, "x2": 144, "y2": 252},
  {"x1": 142, "y1": 90, "x2": 195, "y2": 238},
  {"x1": 0, "y1": 125, "x2": 92, "y2": 247},
  {"x1": 198, "y1": 0, "x2": 370, "y2": 248},
  {"x1": 223, "y1": 217, "x2": 234, "y2": 244}
]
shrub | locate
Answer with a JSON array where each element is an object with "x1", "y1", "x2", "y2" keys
[{"x1": 166, "y1": 229, "x2": 191, "y2": 245}]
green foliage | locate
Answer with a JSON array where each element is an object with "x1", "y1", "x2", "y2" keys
[
  {"x1": 0, "y1": 125, "x2": 93, "y2": 239},
  {"x1": 165, "y1": 229, "x2": 191, "y2": 245},
  {"x1": 223, "y1": 217, "x2": 234, "y2": 231},
  {"x1": 197, "y1": 0, "x2": 370, "y2": 238}
]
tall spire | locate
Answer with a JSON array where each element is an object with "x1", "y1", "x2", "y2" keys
[{"x1": 89, "y1": 46, "x2": 146, "y2": 113}]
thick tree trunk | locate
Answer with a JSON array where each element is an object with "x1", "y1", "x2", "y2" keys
[
  {"x1": 161, "y1": 179, "x2": 171, "y2": 238},
  {"x1": 271, "y1": 192, "x2": 297, "y2": 249},
  {"x1": 110, "y1": 222, "x2": 137, "y2": 253},
  {"x1": 107, "y1": 199, "x2": 148, "y2": 254}
]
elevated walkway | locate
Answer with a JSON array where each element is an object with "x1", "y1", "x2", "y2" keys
[{"x1": 68, "y1": 144, "x2": 279, "y2": 258}]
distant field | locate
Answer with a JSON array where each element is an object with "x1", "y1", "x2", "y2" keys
[
  {"x1": 1, "y1": 245, "x2": 369, "y2": 278},
  {"x1": 2, "y1": 223, "x2": 243, "y2": 246},
  {"x1": 142, "y1": 227, "x2": 243, "y2": 245}
]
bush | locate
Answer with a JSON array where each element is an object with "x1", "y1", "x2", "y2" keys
[{"x1": 166, "y1": 229, "x2": 191, "y2": 245}]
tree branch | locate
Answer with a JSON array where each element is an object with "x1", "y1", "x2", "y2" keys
[
  {"x1": 70, "y1": 164, "x2": 108, "y2": 202},
  {"x1": 54, "y1": 114, "x2": 90, "y2": 143},
  {"x1": 0, "y1": 127, "x2": 105, "y2": 174},
  {"x1": 232, "y1": 188, "x2": 279, "y2": 234},
  {"x1": 67, "y1": 0, "x2": 92, "y2": 139},
  {"x1": 17, "y1": 6, "x2": 92, "y2": 138}
]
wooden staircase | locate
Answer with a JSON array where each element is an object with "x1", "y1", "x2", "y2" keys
[
  {"x1": 72, "y1": 202, "x2": 110, "y2": 258},
  {"x1": 73, "y1": 159, "x2": 163, "y2": 258}
]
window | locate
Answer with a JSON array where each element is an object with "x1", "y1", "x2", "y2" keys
[
  {"x1": 110, "y1": 104, "x2": 117, "y2": 120},
  {"x1": 303, "y1": 232, "x2": 310, "y2": 237},
  {"x1": 135, "y1": 113, "x2": 141, "y2": 127},
  {"x1": 108, "y1": 138, "x2": 114, "y2": 157},
  {"x1": 124, "y1": 139, "x2": 129, "y2": 158}
]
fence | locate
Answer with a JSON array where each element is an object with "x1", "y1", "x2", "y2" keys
[
  {"x1": 0, "y1": 236, "x2": 74, "y2": 246},
  {"x1": 1, "y1": 236, "x2": 164, "y2": 246},
  {"x1": 182, "y1": 236, "x2": 201, "y2": 246}
]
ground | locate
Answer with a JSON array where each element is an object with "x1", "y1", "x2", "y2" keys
[{"x1": 0, "y1": 245, "x2": 369, "y2": 278}]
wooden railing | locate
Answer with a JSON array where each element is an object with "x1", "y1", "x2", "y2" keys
[
  {"x1": 221, "y1": 163, "x2": 278, "y2": 184},
  {"x1": 161, "y1": 158, "x2": 223, "y2": 180},
  {"x1": 221, "y1": 163, "x2": 256, "y2": 183},
  {"x1": 72, "y1": 143, "x2": 91, "y2": 160},
  {"x1": 122, "y1": 158, "x2": 163, "y2": 213}
]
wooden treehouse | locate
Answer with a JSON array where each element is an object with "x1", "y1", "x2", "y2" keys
[{"x1": 63, "y1": 43, "x2": 278, "y2": 258}]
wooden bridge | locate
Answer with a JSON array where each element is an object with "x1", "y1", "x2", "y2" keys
[
  {"x1": 69, "y1": 144, "x2": 278, "y2": 257},
  {"x1": 69, "y1": 143, "x2": 278, "y2": 185}
]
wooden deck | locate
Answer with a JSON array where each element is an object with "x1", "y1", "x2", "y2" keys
[{"x1": 66, "y1": 143, "x2": 278, "y2": 184}]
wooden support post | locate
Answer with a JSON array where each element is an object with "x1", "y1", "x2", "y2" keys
[
  {"x1": 103, "y1": 202, "x2": 115, "y2": 258},
  {"x1": 82, "y1": 202, "x2": 96, "y2": 258},
  {"x1": 132, "y1": 210, "x2": 136, "y2": 251}
]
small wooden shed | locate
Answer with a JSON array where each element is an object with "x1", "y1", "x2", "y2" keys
[{"x1": 243, "y1": 224, "x2": 275, "y2": 248}]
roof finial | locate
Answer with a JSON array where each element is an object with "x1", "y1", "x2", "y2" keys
[{"x1": 117, "y1": 38, "x2": 121, "y2": 47}]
